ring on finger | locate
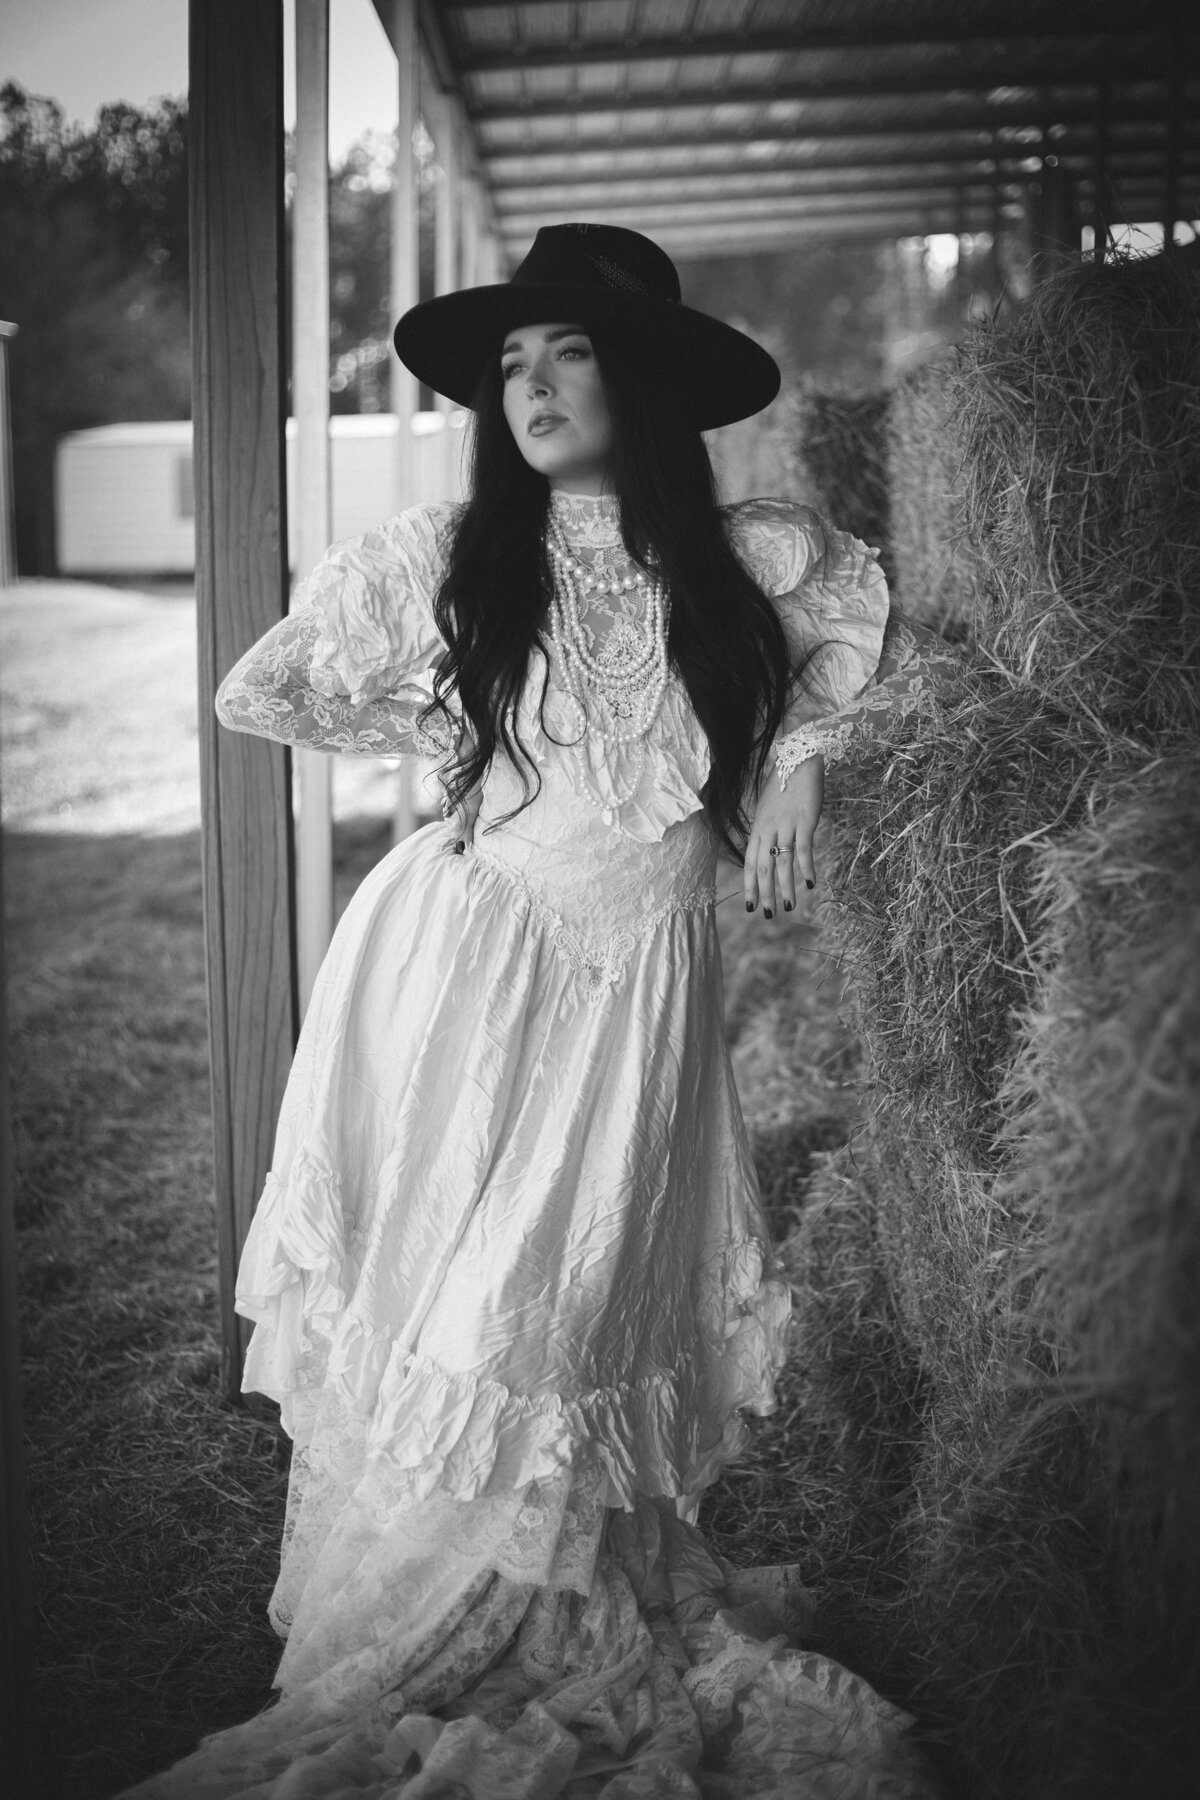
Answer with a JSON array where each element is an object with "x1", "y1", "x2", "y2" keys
[{"x1": 768, "y1": 843, "x2": 796, "y2": 858}]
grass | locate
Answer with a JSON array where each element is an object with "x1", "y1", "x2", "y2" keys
[
  {"x1": 9, "y1": 829, "x2": 288, "y2": 1797},
  {"x1": 8, "y1": 798, "x2": 893, "y2": 1796}
]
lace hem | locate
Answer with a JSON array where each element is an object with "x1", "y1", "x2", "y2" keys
[
  {"x1": 470, "y1": 842, "x2": 716, "y2": 996},
  {"x1": 242, "y1": 1256, "x2": 787, "y2": 1514},
  {"x1": 773, "y1": 725, "x2": 847, "y2": 786}
]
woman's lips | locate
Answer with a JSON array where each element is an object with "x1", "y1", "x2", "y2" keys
[{"x1": 528, "y1": 412, "x2": 564, "y2": 436}]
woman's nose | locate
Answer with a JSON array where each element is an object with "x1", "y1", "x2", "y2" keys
[{"x1": 524, "y1": 355, "x2": 553, "y2": 395}]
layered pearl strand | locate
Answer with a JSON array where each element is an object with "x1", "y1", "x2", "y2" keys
[{"x1": 545, "y1": 510, "x2": 671, "y2": 758}]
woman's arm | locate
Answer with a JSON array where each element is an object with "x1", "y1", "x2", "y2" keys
[
  {"x1": 745, "y1": 610, "x2": 963, "y2": 916},
  {"x1": 215, "y1": 607, "x2": 452, "y2": 759},
  {"x1": 772, "y1": 608, "x2": 962, "y2": 785},
  {"x1": 215, "y1": 505, "x2": 458, "y2": 759}
]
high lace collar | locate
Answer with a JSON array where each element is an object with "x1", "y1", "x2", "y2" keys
[{"x1": 549, "y1": 489, "x2": 622, "y2": 549}]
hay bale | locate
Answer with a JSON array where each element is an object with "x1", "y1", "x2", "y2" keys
[
  {"x1": 824, "y1": 664, "x2": 1146, "y2": 1175},
  {"x1": 798, "y1": 731, "x2": 1200, "y2": 1795},
  {"x1": 951, "y1": 251, "x2": 1200, "y2": 740},
  {"x1": 1004, "y1": 751, "x2": 1200, "y2": 1534},
  {"x1": 886, "y1": 364, "x2": 984, "y2": 640},
  {"x1": 794, "y1": 389, "x2": 891, "y2": 571},
  {"x1": 762, "y1": 250, "x2": 1200, "y2": 1793}
]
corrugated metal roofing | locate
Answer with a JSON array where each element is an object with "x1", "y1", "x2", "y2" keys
[{"x1": 392, "y1": 2, "x2": 1199, "y2": 259}]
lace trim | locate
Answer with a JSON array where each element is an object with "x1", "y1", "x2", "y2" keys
[
  {"x1": 548, "y1": 488, "x2": 623, "y2": 549},
  {"x1": 471, "y1": 843, "x2": 715, "y2": 997},
  {"x1": 773, "y1": 725, "x2": 845, "y2": 787}
]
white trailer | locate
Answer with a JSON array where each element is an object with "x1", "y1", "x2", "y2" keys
[{"x1": 55, "y1": 411, "x2": 466, "y2": 578}]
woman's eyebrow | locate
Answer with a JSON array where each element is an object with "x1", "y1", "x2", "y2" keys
[{"x1": 502, "y1": 325, "x2": 590, "y2": 355}]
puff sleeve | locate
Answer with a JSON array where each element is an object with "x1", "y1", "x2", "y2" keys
[
  {"x1": 730, "y1": 498, "x2": 962, "y2": 786},
  {"x1": 215, "y1": 503, "x2": 459, "y2": 759}
]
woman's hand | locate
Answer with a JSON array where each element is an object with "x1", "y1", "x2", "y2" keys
[{"x1": 744, "y1": 755, "x2": 824, "y2": 917}]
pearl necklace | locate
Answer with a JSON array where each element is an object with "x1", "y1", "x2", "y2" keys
[{"x1": 545, "y1": 511, "x2": 671, "y2": 750}]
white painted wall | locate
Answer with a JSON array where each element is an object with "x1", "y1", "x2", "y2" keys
[
  {"x1": 55, "y1": 412, "x2": 469, "y2": 577},
  {"x1": 56, "y1": 422, "x2": 196, "y2": 576}
]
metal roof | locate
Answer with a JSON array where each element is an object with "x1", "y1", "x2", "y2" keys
[{"x1": 394, "y1": 1, "x2": 1199, "y2": 260}]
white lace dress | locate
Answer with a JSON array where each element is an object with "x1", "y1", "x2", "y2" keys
[{"x1": 129, "y1": 493, "x2": 952, "y2": 1799}]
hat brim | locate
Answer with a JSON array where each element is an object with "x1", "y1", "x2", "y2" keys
[{"x1": 393, "y1": 282, "x2": 780, "y2": 431}]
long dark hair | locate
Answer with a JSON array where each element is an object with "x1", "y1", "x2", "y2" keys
[{"x1": 426, "y1": 322, "x2": 795, "y2": 857}]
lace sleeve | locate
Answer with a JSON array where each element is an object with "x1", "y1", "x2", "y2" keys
[
  {"x1": 215, "y1": 607, "x2": 455, "y2": 759},
  {"x1": 773, "y1": 609, "x2": 964, "y2": 786},
  {"x1": 215, "y1": 503, "x2": 460, "y2": 759}
]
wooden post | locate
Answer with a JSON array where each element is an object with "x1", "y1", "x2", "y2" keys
[
  {"x1": 1092, "y1": 83, "x2": 1110, "y2": 265},
  {"x1": 390, "y1": 0, "x2": 420, "y2": 843},
  {"x1": 0, "y1": 831, "x2": 36, "y2": 1800},
  {"x1": 0, "y1": 324, "x2": 17, "y2": 586},
  {"x1": 390, "y1": 0, "x2": 420, "y2": 494},
  {"x1": 953, "y1": 185, "x2": 967, "y2": 323},
  {"x1": 1163, "y1": 37, "x2": 1183, "y2": 255},
  {"x1": 432, "y1": 89, "x2": 460, "y2": 308},
  {"x1": 293, "y1": 0, "x2": 334, "y2": 1007},
  {"x1": 190, "y1": 0, "x2": 297, "y2": 1395}
]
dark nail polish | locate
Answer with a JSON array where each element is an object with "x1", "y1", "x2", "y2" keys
[
  {"x1": 784, "y1": 900, "x2": 794, "y2": 912},
  {"x1": 805, "y1": 879, "x2": 815, "y2": 890},
  {"x1": 746, "y1": 901, "x2": 755, "y2": 912},
  {"x1": 455, "y1": 840, "x2": 466, "y2": 855},
  {"x1": 764, "y1": 907, "x2": 773, "y2": 920}
]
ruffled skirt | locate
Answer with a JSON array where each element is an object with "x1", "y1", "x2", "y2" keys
[{"x1": 124, "y1": 822, "x2": 939, "y2": 1796}]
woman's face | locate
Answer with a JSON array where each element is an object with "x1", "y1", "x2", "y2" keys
[{"x1": 500, "y1": 322, "x2": 614, "y2": 495}]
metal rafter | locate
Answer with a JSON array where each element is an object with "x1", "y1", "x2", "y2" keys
[
  {"x1": 489, "y1": 156, "x2": 1200, "y2": 214},
  {"x1": 455, "y1": 30, "x2": 1193, "y2": 79},
  {"x1": 467, "y1": 66, "x2": 1195, "y2": 123},
  {"x1": 390, "y1": 3, "x2": 1199, "y2": 257},
  {"x1": 441, "y1": 0, "x2": 1183, "y2": 44}
]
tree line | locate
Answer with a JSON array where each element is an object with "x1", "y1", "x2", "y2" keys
[
  {"x1": 0, "y1": 81, "x2": 901, "y2": 576},
  {"x1": 0, "y1": 87, "x2": 422, "y2": 575}
]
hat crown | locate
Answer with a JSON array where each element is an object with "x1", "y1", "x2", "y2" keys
[{"x1": 512, "y1": 224, "x2": 681, "y2": 307}]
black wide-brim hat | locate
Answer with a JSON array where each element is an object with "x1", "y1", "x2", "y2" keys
[{"x1": 393, "y1": 223, "x2": 781, "y2": 432}]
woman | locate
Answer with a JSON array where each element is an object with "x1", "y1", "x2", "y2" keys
[{"x1": 136, "y1": 226, "x2": 950, "y2": 1797}]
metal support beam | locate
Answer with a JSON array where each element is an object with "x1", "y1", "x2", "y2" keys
[
  {"x1": 456, "y1": 28, "x2": 1192, "y2": 78},
  {"x1": 440, "y1": 0, "x2": 1180, "y2": 41},
  {"x1": 468, "y1": 66, "x2": 1192, "y2": 124},
  {"x1": 190, "y1": 0, "x2": 297, "y2": 1396},
  {"x1": 497, "y1": 186, "x2": 1007, "y2": 238},
  {"x1": 482, "y1": 103, "x2": 1200, "y2": 162},
  {"x1": 293, "y1": 0, "x2": 334, "y2": 1011}
]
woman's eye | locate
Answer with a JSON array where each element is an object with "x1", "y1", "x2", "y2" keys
[{"x1": 501, "y1": 362, "x2": 523, "y2": 381}]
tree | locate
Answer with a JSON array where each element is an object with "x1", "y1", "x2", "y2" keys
[{"x1": 0, "y1": 84, "x2": 189, "y2": 572}]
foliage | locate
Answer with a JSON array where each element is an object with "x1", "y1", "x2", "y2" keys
[{"x1": 0, "y1": 83, "x2": 191, "y2": 572}]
